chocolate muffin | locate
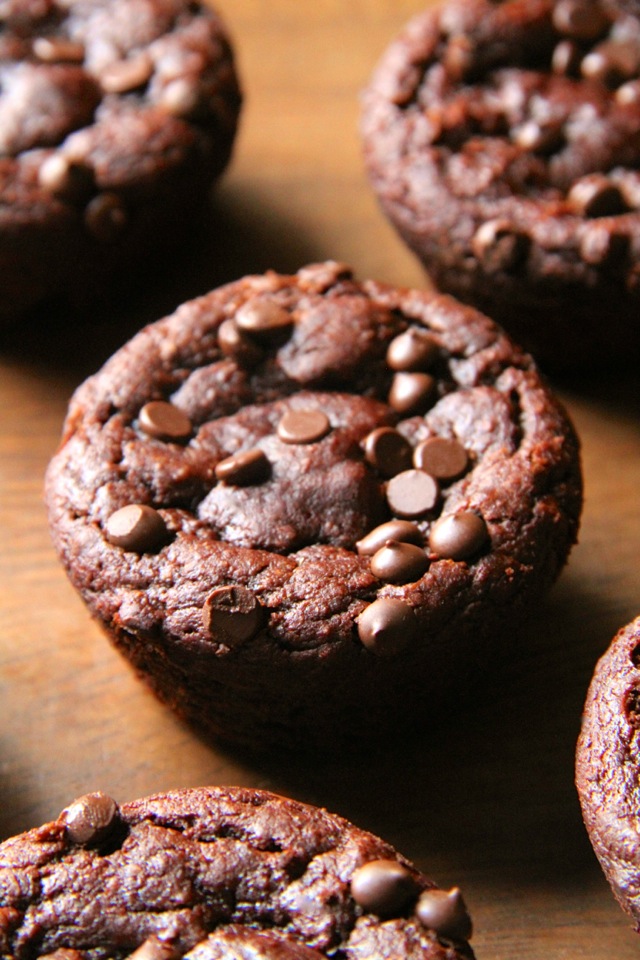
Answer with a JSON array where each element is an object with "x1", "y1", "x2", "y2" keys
[
  {"x1": 0, "y1": 0, "x2": 241, "y2": 319},
  {"x1": 0, "y1": 785, "x2": 475, "y2": 959},
  {"x1": 361, "y1": 0, "x2": 640, "y2": 371},
  {"x1": 44, "y1": 262, "x2": 582, "y2": 755},
  {"x1": 576, "y1": 616, "x2": 640, "y2": 931}
]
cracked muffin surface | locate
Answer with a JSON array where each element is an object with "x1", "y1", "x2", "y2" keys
[
  {"x1": 45, "y1": 262, "x2": 582, "y2": 755},
  {"x1": 361, "y1": 0, "x2": 640, "y2": 370},
  {"x1": 0, "y1": 785, "x2": 475, "y2": 960}
]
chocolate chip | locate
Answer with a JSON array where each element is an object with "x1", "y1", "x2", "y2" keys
[
  {"x1": 624, "y1": 686, "x2": 640, "y2": 728},
  {"x1": 472, "y1": 220, "x2": 530, "y2": 272},
  {"x1": 416, "y1": 887, "x2": 472, "y2": 942},
  {"x1": 429, "y1": 511, "x2": 487, "y2": 560},
  {"x1": 297, "y1": 261, "x2": 352, "y2": 292},
  {"x1": 159, "y1": 77, "x2": 202, "y2": 117},
  {"x1": 218, "y1": 318, "x2": 264, "y2": 367},
  {"x1": 356, "y1": 519, "x2": 423, "y2": 556},
  {"x1": 99, "y1": 54, "x2": 153, "y2": 94},
  {"x1": 413, "y1": 437, "x2": 468, "y2": 481},
  {"x1": 386, "y1": 469, "x2": 439, "y2": 518},
  {"x1": 356, "y1": 598, "x2": 419, "y2": 657},
  {"x1": 567, "y1": 176, "x2": 627, "y2": 218},
  {"x1": 32, "y1": 36, "x2": 85, "y2": 62},
  {"x1": 388, "y1": 372, "x2": 437, "y2": 415},
  {"x1": 581, "y1": 40, "x2": 640, "y2": 87},
  {"x1": 235, "y1": 299, "x2": 293, "y2": 339},
  {"x1": 616, "y1": 79, "x2": 640, "y2": 105},
  {"x1": 84, "y1": 193, "x2": 127, "y2": 242},
  {"x1": 38, "y1": 154, "x2": 93, "y2": 197},
  {"x1": 139, "y1": 401, "x2": 192, "y2": 442},
  {"x1": 203, "y1": 585, "x2": 265, "y2": 645},
  {"x1": 386, "y1": 328, "x2": 439, "y2": 372},
  {"x1": 105, "y1": 504, "x2": 168, "y2": 553},
  {"x1": 552, "y1": 39, "x2": 582, "y2": 76},
  {"x1": 579, "y1": 224, "x2": 629, "y2": 266},
  {"x1": 60, "y1": 792, "x2": 118, "y2": 846},
  {"x1": 126, "y1": 938, "x2": 179, "y2": 960},
  {"x1": 277, "y1": 409, "x2": 330, "y2": 444},
  {"x1": 552, "y1": 0, "x2": 609, "y2": 41},
  {"x1": 215, "y1": 448, "x2": 270, "y2": 485},
  {"x1": 370, "y1": 540, "x2": 429, "y2": 584},
  {"x1": 512, "y1": 120, "x2": 564, "y2": 155},
  {"x1": 363, "y1": 426, "x2": 412, "y2": 478},
  {"x1": 351, "y1": 859, "x2": 420, "y2": 917}
]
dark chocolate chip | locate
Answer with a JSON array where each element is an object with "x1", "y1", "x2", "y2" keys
[
  {"x1": 552, "y1": 0, "x2": 609, "y2": 41},
  {"x1": 416, "y1": 888, "x2": 473, "y2": 942},
  {"x1": 472, "y1": 220, "x2": 530, "y2": 272},
  {"x1": 429, "y1": 511, "x2": 487, "y2": 561},
  {"x1": 351, "y1": 859, "x2": 420, "y2": 917},
  {"x1": 32, "y1": 36, "x2": 85, "y2": 62},
  {"x1": 126, "y1": 938, "x2": 179, "y2": 960},
  {"x1": 203, "y1": 585, "x2": 265, "y2": 645},
  {"x1": 386, "y1": 328, "x2": 439, "y2": 372},
  {"x1": 277, "y1": 409, "x2": 330, "y2": 444},
  {"x1": 60, "y1": 792, "x2": 118, "y2": 845},
  {"x1": 356, "y1": 598, "x2": 419, "y2": 657},
  {"x1": 99, "y1": 54, "x2": 153, "y2": 94},
  {"x1": 581, "y1": 40, "x2": 640, "y2": 87},
  {"x1": 413, "y1": 437, "x2": 468, "y2": 481},
  {"x1": 386, "y1": 469, "x2": 439, "y2": 518},
  {"x1": 356, "y1": 519, "x2": 423, "y2": 556},
  {"x1": 567, "y1": 176, "x2": 628, "y2": 218},
  {"x1": 552, "y1": 39, "x2": 582, "y2": 76},
  {"x1": 160, "y1": 77, "x2": 202, "y2": 117},
  {"x1": 84, "y1": 193, "x2": 127, "y2": 242},
  {"x1": 235, "y1": 299, "x2": 293, "y2": 339},
  {"x1": 630, "y1": 643, "x2": 640, "y2": 668},
  {"x1": 370, "y1": 540, "x2": 429, "y2": 583},
  {"x1": 218, "y1": 318, "x2": 264, "y2": 367},
  {"x1": 363, "y1": 426, "x2": 412, "y2": 478},
  {"x1": 215, "y1": 448, "x2": 270, "y2": 485},
  {"x1": 297, "y1": 261, "x2": 352, "y2": 292},
  {"x1": 139, "y1": 401, "x2": 192, "y2": 442},
  {"x1": 579, "y1": 224, "x2": 629, "y2": 266},
  {"x1": 38, "y1": 154, "x2": 93, "y2": 197},
  {"x1": 624, "y1": 686, "x2": 640, "y2": 728},
  {"x1": 105, "y1": 504, "x2": 168, "y2": 553},
  {"x1": 616, "y1": 79, "x2": 640, "y2": 104},
  {"x1": 388, "y1": 372, "x2": 437, "y2": 415},
  {"x1": 512, "y1": 120, "x2": 564, "y2": 154}
]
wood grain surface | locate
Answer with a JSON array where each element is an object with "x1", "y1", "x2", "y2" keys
[{"x1": 1, "y1": 1, "x2": 639, "y2": 957}]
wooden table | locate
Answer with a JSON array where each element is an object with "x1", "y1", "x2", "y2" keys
[{"x1": 1, "y1": 1, "x2": 639, "y2": 956}]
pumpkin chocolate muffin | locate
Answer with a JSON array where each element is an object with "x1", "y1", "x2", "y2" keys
[
  {"x1": 45, "y1": 262, "x2": 582, "y2": 755},
  {"x1": 361, "y1": 0, "x2": 640, "y2": 370}
]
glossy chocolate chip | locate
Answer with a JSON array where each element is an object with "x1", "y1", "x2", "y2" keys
[
  {"x1": 38, "y1": 154, "x2": 93, "y2": 197},
  {"x1": 616, "y1": 79, "x2": 640, "y2": 105},
  {"x1": 203, "y1": 585, "x2": 265, "y2": 645},
  {"x1": 139, "y1": 401, "x2": 192, "y2": 442},
  {"x1": 429, "y1": 511, "x2": 488, "y2": 561},
  {"x1": 60, "y1": 792, "x2": 118, "y2": 845},
  {"x1": 567, "y1": 176, "x2": 627, "y2": 218},
  {"x1": 413, "y1": 437, "x2": 468, "y2": 481},
  {"x1": 215, "y1": 448, "x2": 270, "y2": 485},
  {"x1": 99, "y1": 54, "x2": 153, "y2": 94},
  {"x1": 235, "y1": 299, "x2": 293, "y2": 339},
  {"x1": 416, "y1": 887, "x2": 472, "y2": 942},
  {"x1": 579, "y1": 224, "x2": 629, "y2": 266},
  {"x1": 351, "y1": 859, "x2": 420, "y2": 917},
  {"x1": 388, "y1": 372, "x2": 436, "y2": 415},
  {"x1": 512, "y1": 120, "x2": 564, "y2": 155},
  {"x1": 386, "y1": 328, "x2": 439, "y2": 372},
  {"x1": 32, "y1": 36, "x2": 85, "y2": 62},
  {"x1": 363, "y1": 426, "x2": 412, "y2": 478},
  {"x1": 218, "y1": 318, "x2": 263, "y2": 367},
  {"x1": 159, "y1": 77, "x2": 202, "y2": 117},
  {"x1": 356, "y1": 598, "x2": 419, "y2": 657},
  {"x1": 356, "y1": 519, "x2": 423, "y2": 556},
  {"x1": 552, "y1": 0, "x2": 609, "y2": 41},
  {"x1": 277, "y1": 409, "x2": 330, "y2": 444},
  {"x1": 581, "y1": 39, "x2": 640, "y2": 87},
  {"x1": 370, "y1": 540, "x2": 429, "y2": 583},
  {"x1": 552, "y1": 39, "x2": 582, "y2": 76},
  {"x1": 84, "y1": 192, "x2": 127, "y2": 242},
  {"x1": 105, "y1": 504, "x2": 168, "y2": 553},
  {"x1": 472, "y1": 220, "x2": 530, "y2": 272},
  {"x1": 127, "y1": 937, "x2": 179, "y2": 960},
  {"x1": 386, "y1": 469, "x2": 439, "y2": 518}
]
